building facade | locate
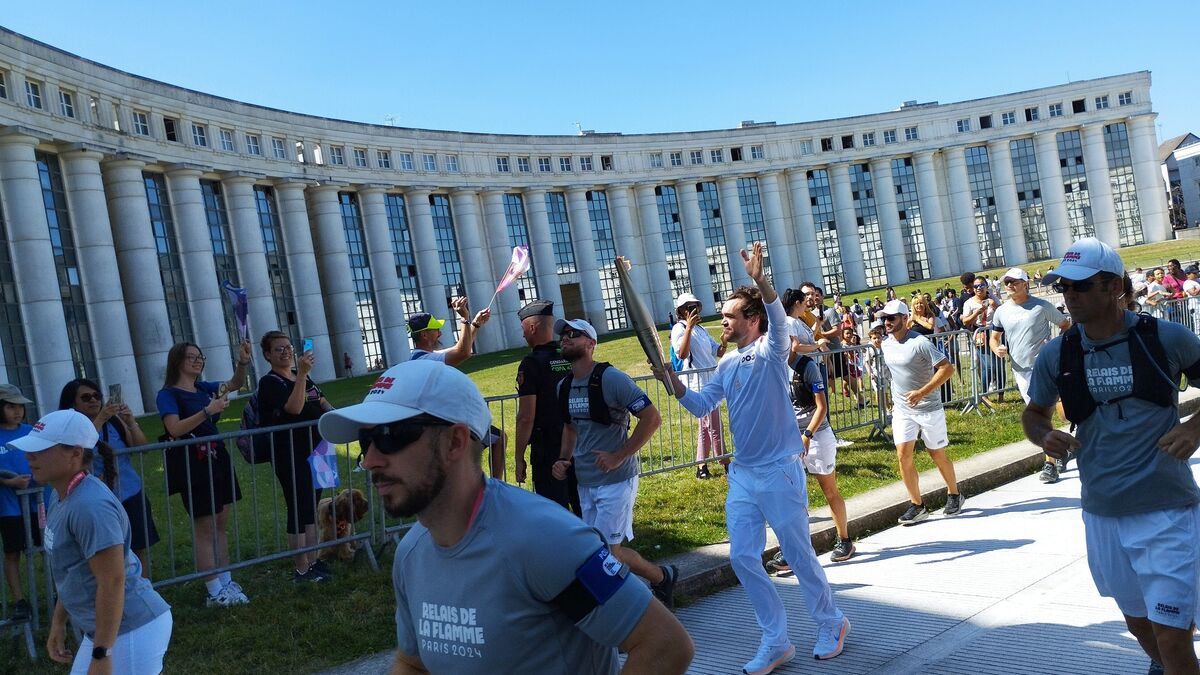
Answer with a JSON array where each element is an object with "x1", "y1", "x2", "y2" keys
[
  {"x1": 1161, "y1": 133, "x2": 1200, "y2": 230},
  {"x1": 0, "y1": 28, "x2": 1171, "y2": 414}
]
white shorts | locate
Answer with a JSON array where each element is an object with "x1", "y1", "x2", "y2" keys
[
  {"x1": 802, "y1": 426, "x2": 838, "y2": 476},
  {"x1": 579, "y1": 476, "x2": 638, "y2": 545},
  {"x1": 1012, "y1": 368, "x2": 1032, "y2": 403},
  {"x1": 891, "y1": 407, "x2": 949, "y2": 449},
  {"x1": 1083, "y1": 504, "x2": 1200, "y2": 629},
  {"x1": 73, "y1": 610, "x2": 172, "y2": 675}
]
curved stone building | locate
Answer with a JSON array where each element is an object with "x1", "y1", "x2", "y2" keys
[{"x1": 0, "y1": 28, "x2": 1169, "y2": 413}]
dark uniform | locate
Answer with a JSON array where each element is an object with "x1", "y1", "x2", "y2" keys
[{"x1": 517, "y1": 342, "x2": 579, "y2": 513}]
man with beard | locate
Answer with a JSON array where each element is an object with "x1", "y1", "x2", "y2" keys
[
  {"x1": 653, "y1": 243, "x2": 850, "y2": 673},
  {"x1": 550, "y1": 319, "x2": 677, "y2": 608},
  {"x1": 318, "y1": 360, "x2": 693, "y2": 675}
]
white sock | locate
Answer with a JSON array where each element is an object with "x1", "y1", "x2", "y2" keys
[
  {"x1": 205, "y1": 579, "x2": 223, "y2": 597},
  {"x1": 219, "y1": 571, "x2": 232, "y2": 586}
]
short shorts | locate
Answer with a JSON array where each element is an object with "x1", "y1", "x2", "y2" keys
[
  {"x1": 0, "y1": 512, "x2": 41, "y2": 553},
  {"x1": 802, "y1": 426, "x2": 838, "y2": 476},
  {"x1": 578, "y1": 477, "x2": 638, "y2": 545},
  {"x1": 891, "y1": 406, "x2": 949, "y2": 448}
]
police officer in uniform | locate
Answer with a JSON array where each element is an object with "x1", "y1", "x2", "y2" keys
[{"x1": 513, "y1": 299, "x2": 580, "y2": 513}]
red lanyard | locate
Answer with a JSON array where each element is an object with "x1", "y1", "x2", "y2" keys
[
  {"x1": 465, "y1": 482, "x2": 486, "y2": 531},
  {"x1": 37, "y1": 471, "x2": 86, "y2": 529}
]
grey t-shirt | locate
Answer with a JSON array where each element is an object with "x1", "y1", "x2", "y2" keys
[
  {"x1": 992, "y1": 297, "x2": 1067, "y2": 371},
  {"x1": 789, "y1": 355, "x2": 831, "y2": 433},
  {"x1": 563, "y1": 365, "x2": 652, "y2": 486},
  {"x1": 822, "y1": 307, "x2": 843, "y2": 348},
  {"x1": 880, "y1": 331, "x2": 948, "y2": 413},
  {"x1": 44, "y1": 475, "x2": 170, "y2": 636},
  {"x1": 392, "y1": 479, "x2": 652, "y2": 674},
  {"x1": 1028, "y1": 312, "x2": 1200, "y2": 517}
]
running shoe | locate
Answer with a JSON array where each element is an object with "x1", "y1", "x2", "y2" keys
[
  {"x1": 695, "y1": 464, "x2": 712, "y2": 480},
  {"x1": 897, "y1": 502, "x2": 929, "y2": 526},
  {"x1": 830, "y1": 538, "x2": 856, "y2": 562},
  {"x1": 293, "y1": 567, "x2": 329, "y2": 584},
  {"x1": 813, "y1": 616, "x2": 851, "y2": 660},
  {"x1": 1055, "y1": 452, "x2": 1072, "y2": 474},
  {"x1": 207, "y1": 582, "x2": 250, "y2": 607},
  {"x1": 742, "y1": 642, "x2": 795, "y2": 674},
  {"x1": 764, "y1": 551, "x2": 791, "y2": 575},
  {"x1": 310, "y1": 559, "x2": 333, "y2": 580},
  {"x1": 943, "y1": 493, "x2": 965, "y2": 517},
  {"x1": 652, "y1": 564, "x2": 678, "y2": 609},
  {"x1": 1039, "y1": 461, "x2": 1059, "y2": 484}
]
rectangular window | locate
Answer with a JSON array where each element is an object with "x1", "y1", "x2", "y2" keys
[
  {"x1": 58, "y1": 90, "x2": 75, "y2": 118},
  {"x1": 697, "y1": 181, "x2": 732, "y2": 301},
  {"x1": 1095, "y1": 95, "x2": 1109, "y2": 110},
  {"x1": 1057, "y1": 129, "x2": 1095, "y2": 240},
  {"x1": 200, "y1": 180, "x2": 244, "y2": 350},
  {"x1": 338, "y1": 192, "x2": 386, "y2": 365},
  {"x1": 377, "y1": 150, "x2": 392, "y2": 169},
  {"x1": 737, "y1": 177, "x2": 771, "y2": 281},
  {"x1": 271, "y1": 137, "x2": 287, "y2": 159},
  {"x1": 429, "y1": 194, "x2": 466, "y2": 337},
  {"x1": 585, "y1": 191, "x2": 624, "y2": 330},
  {"x1": 891, "y1": 157, "x2": 931, "y2": 281},
  {"x1": 143, "y1": 172, "x2": 195, "y2": 343},
  {"x1": 353, "y1": 148, "x2": 368, "y2": 167},
  {"x1": 1025, "y1": 106, "x2": 1040, "y2": 122},
  {"x1": 690, "y1": 150, "x2": 704, "y2": 165},
  {"x1": 1119, "y1": 91, "x2": 1133, "y2": 106},
  {"x1": 0, "y1": 185, "x2": 36, "y2": 402},
  {"x1": 163, "y1": 117, "x2": 179, "y2": 142},
  {"x1": 820, "y1": 138, "x2": 834, "y2": 152},
  {"x1": 1009, "y1": 137, "x2": 1052, "y2": 261},
  {"x1": 24, "y1": 80, "x2": 42, "y2": 109},
  {"x1": 517, "y1": 156, "x2": 531, "y2": 172},
  {"x1": 545, "y1": 192, "x2": 577, "y2": 274},
  {"x1": 1072, "y1": 99, "x2": 1086, "y2": 114},
  {"x1": 979, "y1": 115, "x2": 992, "y2": 129},
  {"x1": 445, "y1": 155, "x2": 459, "y2": 172},
  {"x1": 807, "y1": 169, "x2": 842, "y2": 294},
  {"x1": 655, "y1": 185, "x2": 690, "y2": 298},
  {"x1": 253, "y1": 186, "x2": 299, "y2": 343},
  {"x1": 710, "y1": 149, "x2": 724, "y2": 163},
  {"x1": 560, "y1": 157, "x2": 573, "y2": 172},
  {"x1": 423, "y1": 154, "x2": 437, "y2": 171},
  {"x1": 213, "y1": 129, "x2": 232, "y2": 152},
  {"x1": 112, "y1": 103, "x2": 124, "y2": 132},
  {"x1": 800, "y1": 139, "x2": 814, "y2": 155},
  {"x1": 730, "y1": 147, "x2": 743, "y2": 161},
  {"x1": 192, "y1": 124, "x2": 208, "y2": 147},
  {"x1": 862, "y1": 132, "x2": 876, "y2": 147},
  {"x1": 841, "y1": 135, "x2": 854, "y2": 150},
  {"x1": 579, "y1": 156, "x2": 593, "y2": 171},
  {"x1": 538, "y1": 156, "x2": 553, "y2": 172},
  {"x1": 957, "y1": 118, "x2": 971, "y2": 133},
  {"x1": 1104, "y1": 122, "x2": 1144, "y2": 246},
  {"x1": 905, "y1": 126, "x2": 920, "y2": 141},
  {"x1": 1002, "y1": 111, "x2": 1016, "y2": 126},
  {"x1": 502, "y1": 194, "x2": 539, "y2": 302},
  {"x1": 750, "y1": 145, "x2": 764, "y2": 160},
  {"x1": 399, "y1": 152, "x2": 414, "y2": 171},
  {"x1": 329, "y1": 146, "x2": 345, "y2": 165},
  {"x1": 133, "y1": 111, "x2": 150, "y2": 136},
  {"x1": 850, "y1": 164, "x2": 888, "y2": 288},
  {"x1": 965, "y1": 146, "x2": 1005, "y2": 268},
  {"x1": 600, "y1": 155, "x2": 613, "y2": 170},
  {"x1": 0, "y1": 71, "x2": 6, "y2": 99},
  {"x1": 383, "y1": 193, "x2": 423, "y2": 337},
  {"x1": 669, "y1": 151, "x2": 683, "y2": 167},
  {"x1": 496, "y1": 156, "x2": 511, "y2": 172},
  {"x1": 649, "y1": 152, "x2": 664, "y2": 169},
  {"x1": 245, "y1": 134, "x2": 261, "y2": 155},
  {"x1": 1049, "y1": 102, "x2": 1063, "y2": 118}
]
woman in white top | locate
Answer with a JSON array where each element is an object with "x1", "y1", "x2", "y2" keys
[{"x1": 670, "y1": 294, "x2": 727, "y2": 479}]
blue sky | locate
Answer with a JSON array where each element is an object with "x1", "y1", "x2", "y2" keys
[{"x1": 4, "y1": 1, "x2": 1197, "y2": 141}]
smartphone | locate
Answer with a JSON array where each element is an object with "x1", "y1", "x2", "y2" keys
[
  {"x1": 217, "y1": 382, "x2": 229, "y2": 398},
  {"x1": 107, "y1": 383, "x2": 122, "y2": 407},
  {"x1": 302, "y1": 338, "x2": 313, "y2": 354}
]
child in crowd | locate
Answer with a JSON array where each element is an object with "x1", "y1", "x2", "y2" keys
[{"x1": 0, "y1": 384, "x2": 41, "y2": 622}]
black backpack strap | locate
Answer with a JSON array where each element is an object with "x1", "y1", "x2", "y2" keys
[
  {"x1": 588, "y1": 363, "x2": 614, "y2": 427},
  {"x1": 1056, "y1": 324, "x2": 1094, "y2": 425}
]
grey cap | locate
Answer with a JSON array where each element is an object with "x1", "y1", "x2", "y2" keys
[{"x1": 0, "y1": 384, "x2": 32, "y2": 406}]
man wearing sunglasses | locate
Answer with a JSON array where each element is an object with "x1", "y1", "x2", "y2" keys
[
  {"x1": 318, "y1": 360, "x2": 693, "y2": 675},
  {"x1": 988, "y1": 267, "x2": 1072, "y2": 484},
  {"x1": 1023, "y1": 237, "x2": 1200, "y2": 675},
  {"x1": 406, "y1": 296, "x2": 491, "y2": 367}
]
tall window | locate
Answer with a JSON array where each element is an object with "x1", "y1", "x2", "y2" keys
[
  {"x1": 649, "y1": 153, "x2": 664, "y2": 168},
  {"x1": 545, "y1": 192, "x2": 577, "y2": 274},
  {"x1": 271, "y1": 137, "x2": 287, "y2": 159},
  {"x1": 849, "y1": 164, "x2": 888, "y2": 288},
  {"x1": 669, "y1": 152, "x2": 683, "y2": 167},
  {"x1": 219, "y1": 129, "x2": 235, "y2": 152},
  {"x1": 586, "y1": 191, "x2": 625, "y2": 331},
  {"x1": 59, "y1": 90, "x2": 75, "y2": 118},
  {"x1": 904, "y1": 126, "x2": 919, "y2": 141},
  {"x1": 0, "y1": 189, "x2": 34, "y2": 402},
  {"x1": 502, "y1": 194, "x2": 539, "y2": 302},
  {"x1": 200, "y1": 180, "x2": 241, "y2": 349},
  {"x1": 655, "y1": 185, "x2": 690, "y2": 298},
  {"x1": 807, "y1": 169, "x2": 842, "y2": 294},
  {"x1": 736, "y1": 177, "x2": 772, "y2": 281},
  {"x1": 891, "y1": 157, "x2": 930, "y2": 281},
  {"x1": 383, "y1": 194, "x2": 423, "y2": 340},
  {"x1": 559, "y1": 157, "x2": 573, "y2": 172},
  {"x1": 25, "y1": 80, "x2": 42, "y2": 109},
  {"x1": 191, "y1": 124, "x2": 208, "y2": 147},
  {"x1": 253, "y1": 186, "x2": 298, "y2": 343},
  {"x1": 538, "y1": 157, "x2": 552, "y2": 172},
  {"x1": 696, "y1": 182, "x2": 732, "y2": 301},
  {"x1": 423, "y1": 154, "x2": 438, "y2": 172},
  {"x1": 429, "y1": 195, "x2": 466, "y2": 339},
  {"x1": 399, "y1": 153, "x2": 414, "y2": 171},
  {"x1": 1009, "y1": 139, "x2": 1052, "y2": 260},
  {"x1": 143, "y1": 173, "x2": 195, "y2": 344},
  {"x1": 245, "y1": 134, "x2": 261, "y2": 155},
  {"x1": 1104, "y1": 122, "x2": 1143, "y2": 246},
  {"x1": 1057, "y1": 130, "x2": 1095, "y2": 240},
  {"x1": 133, "y1": 111, "x2": 150, "y2": 136},
  {"x1": 339, "y1": 193, "x2": 385, "y2": 364},
  {"x1": 964, "y1": 146, "x2": 1005, "y2": 268}
]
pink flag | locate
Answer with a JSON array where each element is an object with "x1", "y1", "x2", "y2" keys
[{"x1": 495, "y1": 245, "x2": 531, "y2": 293}]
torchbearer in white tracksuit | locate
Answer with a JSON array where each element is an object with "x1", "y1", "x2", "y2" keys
[{"x1": 652, "y1": 242, "x2": 850, "y2": 675}]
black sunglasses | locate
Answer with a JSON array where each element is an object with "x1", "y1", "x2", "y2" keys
[
  {"x1": 881, "y1": 314, "x2": 905, "y2": 322},
  {"x1": 79, "y1": 392, "x2": 101, "y2": 403},
  {"x1": 356, "y1": 416, "x2": 453, "y2": 464},
  {"x1": 1051, "y1": 279, "x2": 1103, "y2": 294},
  {"x1": 561, "y1": 329, "x2": 590, "y2": 339}
]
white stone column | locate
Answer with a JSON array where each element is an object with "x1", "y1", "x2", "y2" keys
[
  {"x1": 359, "y1": 187, "x2": 412, "y2": 363},
  {"x1": 307, "y1": 185, "x2": 366, "y2": 376},
  {"x1": 102, "y1": 156, "x2": 175, "y2": 411},
  {"x1": 610, "y1": 184, "x2": 648, "y2": 325},
  {"x1": 988, "y1": 140, "x2": 1026, "y2": 266},
  {"x1": 1082, "y1": 124, "x2": 1119, "y2": 245},
  {"x1": 944, "y1": 146, "x2": 983, "y2": 273},
  {"x1": 786, "y1": 169, "x2": 823, "y2": 286},
  {"x1": 165, "y1": 166, "x2": 235, "y2": 368},
  {"x1": 523, "y1": 187, "x2": 564, "y2": 314},
  {"x1": 220, "y1": 174, "x2": 283, "y2": 378},
  {"x1": 914, "y1": 151, "x2": 954, "y2": 279},
  {"x1": 829, "y1": 164, "x2": 867, "y2": 292},
  {"x1": 759, "y1": 171, "x2": 798, "y2": 287},
  {"x1": 273, "y1": 180, "x2": 335, "y2": 381},
  {"x1": 59, "y1": 147, "x2": 144, "y2": 414},
  {"x1": 1129, "y1": 115, "x2": 1171, "y2": 244},
  {"x1": 480, "y1": 189, "x2": 523, "y2": 348},
  {"x1": 450, "y1": 188, "x2": 501, "y2": 353},
  {"x1": 1034, "y1": 131, "x2": 1073, "y2": 257},
  {"x1": 566, "y1": 187, "x2": 607, "y2": 333},
  {"x1": 632, "y1": 183, "x2": 675, "y2": 318},
  {"x1": 869, "y1": 158, "x2": 910, "y2": 285},
  {"x1": 0, "y1": 132, "x2": 76, "y2": 413},
  {"x1": 716, "y1": 177, "x2": 751, "y2": 288},
  {"x1": 405, "y1": 188, "x2": 450, "y2": 323},
  {"x1": 675, "y1": 180, "x2": 717, "y2": 309}
]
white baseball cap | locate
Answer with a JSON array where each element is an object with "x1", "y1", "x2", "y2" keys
[
  {"x1": 674, "y1": 292, "x2": 701, "y2": 310},
  {"x1": 318, "y1": 360, "x2": 491, "y2": 444},
  {"x1": 1002, "y1": 267, "x2": 1029, "y2": 282},
  {"x1": 1043, "y1": 237, "x2": 1124, "y2": 284},
  {"x1": 554, "y1": 318, "x2": 597, "y2": 341},
  {"x1": 10, "y1": 409, "x2": 99, "y2": 453},
  {"x1": 875, "y1": 299, "x2": 910, "y2": 318}
]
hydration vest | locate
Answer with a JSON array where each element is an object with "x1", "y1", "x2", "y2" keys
[
  {"x1": 789, "y1": 355, "x2": 818, "y2": 409},
  {"x1": 557, "y1": 362, "x2": 615, "y2": 426}
]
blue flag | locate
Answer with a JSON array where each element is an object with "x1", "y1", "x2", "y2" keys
[{"x1": 221, "y1": 280, "x2": 249, "y2": 341}]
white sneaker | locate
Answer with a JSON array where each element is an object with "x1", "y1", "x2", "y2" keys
[
  {"x1": 206, "y1": 582, "x2": 249, "y2": 607},
  {"x1": 742, "y1": 642, "x2": 795, "y2": 674}
]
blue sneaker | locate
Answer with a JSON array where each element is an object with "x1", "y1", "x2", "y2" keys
[
  {"x1": 742, "y1": 642, "x2": 795, "y2": 674},
  {"x1": 813, "y1": 616, "x2": 850, "y2": 660}
]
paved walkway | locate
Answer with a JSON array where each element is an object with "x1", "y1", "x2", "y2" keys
[{"x1": 676, "y1": 459, "x2": 1200, "y2": 674}]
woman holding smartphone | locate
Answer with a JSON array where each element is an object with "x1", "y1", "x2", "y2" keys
[
  {"x1": 256, "y1": 331, "x2": 334, "y2": 582},
  {"x1": 157, "y1": 341, "x2": 252, "y2": 607}
]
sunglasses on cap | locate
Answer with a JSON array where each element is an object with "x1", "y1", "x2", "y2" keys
[{"x1": 356, "y1": 415, "x2": 456, "y2": 464}]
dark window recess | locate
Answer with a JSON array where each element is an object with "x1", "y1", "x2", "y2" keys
[
  {"x1": 730, "y1": 147, "x2": 743, "y2": 161},
  {"x1": 821, "y1": 138, "x2": 834, "y2": 152},
  {"x1": 654, "y1": 186, "x2": 663, "y2": 196},
  {"x1": 695, "y1": 183, "x2": 704, "y2": 192},
  {"x1": 1072, "y1": 99, "x2": 1086, "y2": 114},
  {"x1": 811, "y1": 196, "x2": 819, "y2": 206},
  {"x1": 903, "y1": 157, "x2": 913, "y2": 167},
  {"x1": 163, "y1": 117, "x2": 178, "y2": 142},
  {"x1": 668, "y1": 269, "x2": 677, "y2": 280},
  {"x1": 709, "y1": 264, "x2": 718, "y2": 274},
  {"x1": 979, "y1": 115, "x2": 992, "y2": 129},
  {"x1": 898, "y1": 210, "x2": 907, "y2": 219},
  {"x1": 852, "y1": 190, "x2": 860, "y2": 200},
  {"x1": 671, "y1": 213, "x2": 680, "y2": 223},
  {"x1": 896, "y1": 185, "x2": 904, "y2": 195},
  {"x1": 1025, "y1": 108, "x2": 1035, "y2": 122},
  {"x1": 600, "y1": 155, "x2": 613, "y2": 170},
  {"x1": 713, "y1": 208, "x2": 720, "y2": 218},
  {"x1": 841, "y1": 135, "x2": 855, "y2": 150}
]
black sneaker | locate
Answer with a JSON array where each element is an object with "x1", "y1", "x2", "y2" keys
[
  {"x1": 1039, "y1": 461, "x2": 1059, "y2": 484},
  {"x1": 1147, "y1": 659, "x2": 1165, "y2": 675},
  {"x1": 897, "y1": 503, "x2": 929, "y2": 526},
  {"x1": 10, "y1": 598, "x2": 30, "y2": 622},
  {"x1": 830, "y1": 538, "x2": 856, "y2": 562},
  {"x1": 943, "y1": 493, "x2": 964, "y2": 517},
  {"x1": 765, "y1": 551, "x2": 792, "y2": 575},
  {"x1": 652, "y1": 564, "x2": 678, "y2": 609},
  {"x1": 293, "y1": 567, "x2": 328, "y2": 584},
  {"x1": 695, "y1": 464, "x2": 711, "y2": 480},
  {"x1": 310, "y1": 559, "x2": 333, "y2": 580}
]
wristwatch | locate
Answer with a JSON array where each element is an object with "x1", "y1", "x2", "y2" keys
[
  {"x1": 92, "y1": 645, "x2": 109, "y2": 660},
  {"x1": 802, "y1": 429, "x2": 814, "y2": 439}
]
